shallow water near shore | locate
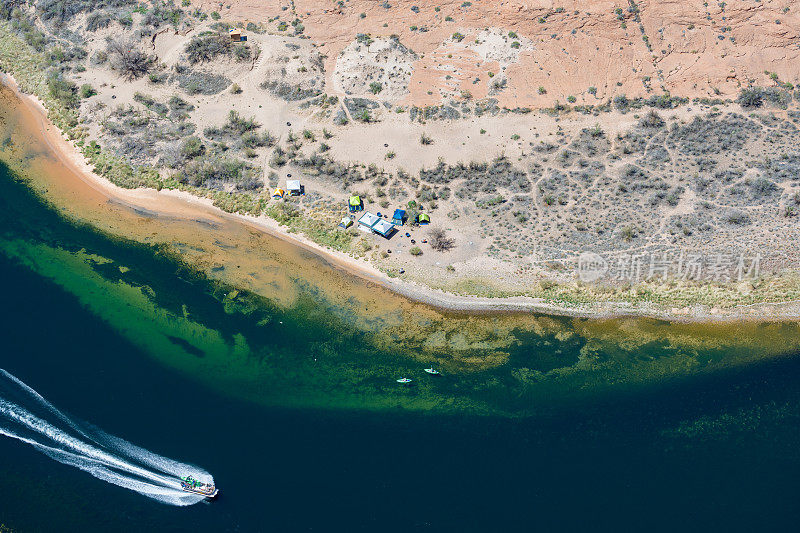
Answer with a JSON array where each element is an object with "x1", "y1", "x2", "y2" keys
[
  {"x1": 3, "y1": 218, "x2": 800, "y2": 530},
  {"x1": 2, "y1": 90, "x2": 800, "y2": 530}
]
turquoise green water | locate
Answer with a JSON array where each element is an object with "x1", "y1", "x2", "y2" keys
[{"x1": 2, "y1": 134, "x2": 800, "y2": 530}]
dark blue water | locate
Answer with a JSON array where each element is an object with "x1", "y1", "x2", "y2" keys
[{"x1": 2, "y1": 160, "x2": 800, "y2": 531}]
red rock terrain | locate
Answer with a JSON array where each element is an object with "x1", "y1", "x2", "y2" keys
[{"x1": 192, "y1": 0, "x2": 800, "y2": 108}]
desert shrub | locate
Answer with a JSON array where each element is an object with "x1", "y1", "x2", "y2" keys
[
  {"x1": 0, "y1": 0, "x2": 23, "y2": 20},
  {"x1": 646, "y1": 93, "x2": 685, "y2": 109},
  {"x1": 667, "y1": 114, "x2": 760, "y2": 156},
  {"x1": 420, "y1": 133, "x2": 433, "y2": 145},
  {"x1": 619, "y1": 225, "x2": 637, "y2": 241},
  {"x1": 176, "y1": 155, "x2": 259, "y2": 191},
  {"x1": 185, "y1": 31, "x2": 232, "y2": 64},
  {"x1": 738, "y1": 87, "x2": 763, "y2": 108},
  {"x1": 750, "y1": 177, "x2": 778, "y2": 198},
  {"x1": 261, "y1": 80, "x2": 322, "y2": 101},
  {"x1": 148, "y1": 72, "x2": 168, "y2": 84},
  {"x1": 241, "y1": 131, "x2": 275, "y2": 148},
  {"x1": 225, "y1": 110, "x2": 260, "y2": 134},
  {"x1": 344, "y1": 97, "x2": 379, "y2": 119},
  {"x1": 37, "y1": 0, "x2": 131, "y2": 23},
  {"x1": 106, "y1": 39, "x2": 153, "y2": 81},
  {"x1": 428, "y1": 228, "x2": 454, "y2": 251},
  {"x1": 723, "y1": 209, "x2": 751, "y2": 225},
  {"x1": 177, "y1": 71, "x2": 231, "y2": 95},
  {"x1": 180, "y1": 136, "x2": 205, "y2": 159},
  {"x1": 46, "y1": 72, "x2": 79, "y2": 108},
  {"x1": 79, "y1": 83, "x2": 96, "y2": 98},
  {"x1": 117, "y1": 12, "x2": 132, "y2": 27},
  {"x1": 356, "y1": 32, "x2": 374, "y2": 46},
  {"x1": 233, "y1": 44, "x2": 251, "y2": 61},
  {"x1": 11, "y1": 14, "x2": 49, "y2": 51},
  {"x1": 639, "y1": 109, "x2": 665, "y2": 129},
  {"x1": 142, "y1": 0, "x2": 183, "y2": 28},
  {"x1": 409, "y1": 246, "x2": 422, "y2": 256},
  {"x1": 133, "y1": 92, "x2": 168, "y2": 116},
  {"x1": 86, "y1": 12, "x2": 111, "y2": 31},
  {"x1": 91, "y1": 50, "x2": 108, "y2": 65},
  {"x1": 613, "y1": 94, "x2": 630, "y2": 111},
  {"x1": 168, "y1": 95, "x2": 194, "y2": 113}
]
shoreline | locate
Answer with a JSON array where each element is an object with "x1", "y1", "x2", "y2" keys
[{"x1": 4, "y1": 73, "x2": 800, "y2": 322}]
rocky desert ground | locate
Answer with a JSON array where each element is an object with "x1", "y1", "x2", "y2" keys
[{"x1": 2, "y1": 0, "x2": 800, "y2": 310}]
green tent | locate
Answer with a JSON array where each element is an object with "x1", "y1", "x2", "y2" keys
[
  {"x1": 349, "y1": 195, "x2": 363, "y2": 212},
  {"x1": 418, "y1": 213, "x2": 430, "y2": 224}
]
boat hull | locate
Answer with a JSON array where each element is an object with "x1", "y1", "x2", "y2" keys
[{"x1": 182, "y1": 487, "x2": 218, "y2": 498}]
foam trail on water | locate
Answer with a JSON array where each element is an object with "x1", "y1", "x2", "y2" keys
[
  {"x1": 0, "y1": 369, "x2": 96, "y2": 442},
  {"x1": 0, "y1": 369, "x2": 213, "y2": 506}
]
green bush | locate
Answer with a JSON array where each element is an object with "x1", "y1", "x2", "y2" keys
[
  {"x1": 181, "y1": 136, "x2": 206, "y2": 159},
  {"x1": 233, "y1": 44, "x2": 251, "y2": 61},
  {"x1": 241, "y1": 131, "x2": 275, "y2": 148},
  {"x1": 185, "y1": 32, "x2": 232, "y2": 64},
  {"x1": 177, "y1": 155, "x2": 259, "y2": 191},
  {"x1": 737, "y1": 87, "x2": 763, "y2": 108},
  {"x1": 79, "y1": 83, "x2": 96, "y2": 98},
  {"x1": 47, "y1": 73, "x2": 79, "y2": 109}
]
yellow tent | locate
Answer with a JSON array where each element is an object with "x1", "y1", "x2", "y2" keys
[{"x1": 272, "y1": 188, "x2": 285, "y2": 198}]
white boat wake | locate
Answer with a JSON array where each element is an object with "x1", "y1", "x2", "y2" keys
[{"x1": 0, "y1": 369, "x2": 213, "y2": 506}]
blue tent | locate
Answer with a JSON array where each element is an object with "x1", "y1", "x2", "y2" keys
[{"x1": 392, "y1": 209, "x2": 406, "y2": 225}]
